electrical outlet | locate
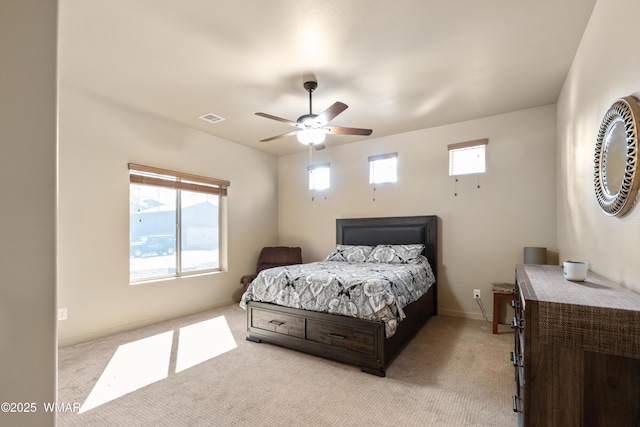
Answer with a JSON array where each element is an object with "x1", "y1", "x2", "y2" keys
[
  {"x1": 473, "y1": 289, "x2": 481, "y2": 299},
  {"x1": 58, "y1": 308, "x2": 68, "y2": 321}
]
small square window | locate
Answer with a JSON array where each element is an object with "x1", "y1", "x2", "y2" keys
[
  {"x1": 308, "y1": 163, "x2": 330, "y2": 190},
  {"x1": 448, "y1": 139, "x2": 488, "y2": 176},
  {"x1": 369, "y1": 153, "x2": 398, "y2": 184}
]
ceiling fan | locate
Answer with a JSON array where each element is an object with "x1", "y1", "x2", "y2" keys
[{"x1": 255, "y1": 80, "x2": 373, "y2": 150}]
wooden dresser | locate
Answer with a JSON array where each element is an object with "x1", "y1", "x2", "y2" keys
[{"x1": 513, "y1": 264, "x2": 640, "y2": 427}]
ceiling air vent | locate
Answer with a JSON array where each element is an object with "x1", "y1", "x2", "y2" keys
[{"x1": 198, "y1": 113, "x2": 225, "y2": 124}]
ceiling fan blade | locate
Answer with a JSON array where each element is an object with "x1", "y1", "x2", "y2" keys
[
  {"x1": 315, "y1": 102, "x2": 348, "y2": 125},
  {"x1": 259, "y1": 130, "x2": 299, "y2": 142},
  {"x1": 325, "y1": 126, "x2": 373, "y2": 136},
  {"x1": 255, "y1": 112, "x2": 299, "y2": 127}
]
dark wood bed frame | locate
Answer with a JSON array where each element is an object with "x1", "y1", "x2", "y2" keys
[{"x1": 245, "y1": 215, "x2": 438, "y2": 376}]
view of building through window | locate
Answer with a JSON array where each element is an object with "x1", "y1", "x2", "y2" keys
[{"x1": 130, "y1": 184, "x2": 219, "y2": 281}]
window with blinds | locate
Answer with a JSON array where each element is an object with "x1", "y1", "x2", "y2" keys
[
  {"x1": 308, "y1": 163, "x2": 330, "y2": 190},
  {"x1": 369, "y1": 153, "x2": 398, "y2": 184},
  {"x1": 128, "y1": 163, "x2": 229, "y2": 282},
  {"x1": 448, "y1": 139, "x2": 488, "y2": 176}
]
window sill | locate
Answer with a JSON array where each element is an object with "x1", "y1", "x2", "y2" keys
[{"x1": 130, "y1": 269, "x2": 225, "y2": 286}]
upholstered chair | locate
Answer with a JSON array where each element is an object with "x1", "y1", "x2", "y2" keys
[{"x1": 240, "y1": 246, "x2": 302, "y2": 291}]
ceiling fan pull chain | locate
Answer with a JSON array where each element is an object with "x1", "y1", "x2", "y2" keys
[{"x1": 309, "y1": 144, "x2": 315, "y2": 201}]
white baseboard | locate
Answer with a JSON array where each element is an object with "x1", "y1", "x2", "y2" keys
[
  {"x1": 58, "y1": 299, "x2": 236, "y2": 348},
  {"x1": 437, "y1": 307, "x2": 488, "y2": 322}
]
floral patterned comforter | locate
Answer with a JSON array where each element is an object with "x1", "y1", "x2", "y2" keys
[{"x1": 239, "y1": 256, "x2": 435, "y2": 337}]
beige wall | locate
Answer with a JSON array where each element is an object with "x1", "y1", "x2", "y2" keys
[
  {"x1": 57, "y1": 86, "x2": 279, "y2": 346},
  {"x1": 278, "y1": 105, "x2": 557, "y2": 319},
  {"x1": 0, "y1": 1, "x2": 57, "y2": 426},
  {"x1": 557, "y1": 0, "x2": 640, "y2": 292}
]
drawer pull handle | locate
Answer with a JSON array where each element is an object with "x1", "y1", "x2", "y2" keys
[
  {"x1": 268, "y1": 320, "x2": 284, "y2": 326},
  {"x1": 510, "y1": 317, "x2": 524, "y2": 329},
  {"x1": 512, "y1": 395, "x2": 520, "y2": 413},
  {"x1": 328, "y1": 333, "x2": 346, "y2": 340},
  {"x1": 510, "y1": 351, "x2": 522, "y2": 367}
]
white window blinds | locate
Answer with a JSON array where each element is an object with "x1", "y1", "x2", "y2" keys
[
  {"x1": 308, "y1": 163, "x2": 330, "y2": 190},
  {"x1": 368, "y1": 153, "x2": 398, "y2": 184},
  {"x1": 448, "y1": 139, "x2": 488, "y2": 176}
]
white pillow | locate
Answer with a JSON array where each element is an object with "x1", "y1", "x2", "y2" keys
[
  {"x1": 324, "y1": 245, "x2": 374, "y2": 262},
  {"x1": 365, "y1": 244, "x2": 424, "y2": 264}
]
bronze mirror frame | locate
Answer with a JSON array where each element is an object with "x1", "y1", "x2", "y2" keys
[{"x1": 594, "y1": 96, "x2": 640, "y2": 216}]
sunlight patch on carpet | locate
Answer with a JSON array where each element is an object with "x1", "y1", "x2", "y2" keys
[
  {"x1": 79, "y1": 331, "x2": 173, "y2": 413},
  {"x1": 176, "y1": 315, "x2": 237, "y2": 372},
  {"x1": 79, "y1": 315, "x2": 238, "y2": 413}
]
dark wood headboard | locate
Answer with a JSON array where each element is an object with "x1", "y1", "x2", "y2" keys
[{"x1": 336, "y1": 215, "x2": 438, "y2": 279}]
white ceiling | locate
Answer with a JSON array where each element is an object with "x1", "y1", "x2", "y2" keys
[{"x1": 59, "y1": 0, "x2": 596, "y2": 156}]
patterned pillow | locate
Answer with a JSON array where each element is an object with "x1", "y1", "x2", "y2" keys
[
  {"x1": 324, "y1": 245, "x2": 374, "y2": 262},
  {"x1": 365, "y1": 244, "x2": 425, "y2": 264}
]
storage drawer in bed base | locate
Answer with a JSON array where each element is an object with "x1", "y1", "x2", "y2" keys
[
  {"x1": 246, "y1": 285, "x2": 436, "y2": 377},
  {"x1": 246, "y1": 302, "x2": 386, "y2": 376},
  {"x1": 249, "y1": 307, "x2": 304, "y2": 338}
]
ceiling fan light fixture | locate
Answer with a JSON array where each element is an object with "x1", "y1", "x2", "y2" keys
[
  {"x1": 297, "y1": 128, "x2": 326, "y2": 145},
  {"x1": 256, "y1": 80, "x2": 372, "y2": 146},
  {"x1": 298, "y1": 114, "x2": 318, "y2": 127}
]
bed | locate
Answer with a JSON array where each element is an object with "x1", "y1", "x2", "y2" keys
[{"x1": 240, "y1": 215, "x2": 438, "y2": 376}]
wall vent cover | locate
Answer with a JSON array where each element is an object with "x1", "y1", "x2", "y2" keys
[{"x1": 198, "y1": 113, "x2": 225, "y2": 124}]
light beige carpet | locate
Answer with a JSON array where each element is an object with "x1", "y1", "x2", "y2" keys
[{"x1": 57, "y1": 304, "x2": 517, "y2": 426}]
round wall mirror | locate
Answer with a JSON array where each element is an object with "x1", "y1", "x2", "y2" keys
[
  {"x1": 594, "y1": 96, "x2": 640, "y2": 216},
  {"x1": 603, "y1": 120, "x2": 627, "y2": 194}
]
